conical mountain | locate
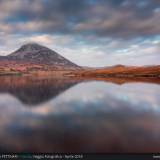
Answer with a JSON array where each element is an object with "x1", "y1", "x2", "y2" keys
[{"x1": 8, "y1": 43, "x2": 79, "y2": 68}]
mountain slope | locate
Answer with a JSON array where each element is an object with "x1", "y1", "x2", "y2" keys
[{"x1": 7, "y1": 43, "x2": 78, "y2": 68}]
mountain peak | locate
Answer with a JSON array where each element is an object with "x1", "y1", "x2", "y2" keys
[
  {"x1": 9, "y1": 42, "x2": 53, "y2": 58},
  {"x1": 17, "y1": 43, "x2": 48, "y2": 52},
  {"x1": 22, "y1": 42, "x2": 40, "y2": 46}
]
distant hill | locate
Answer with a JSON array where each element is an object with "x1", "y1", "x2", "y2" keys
[
  {"x1": 0, "y1": 43, "x2": 79, "y2": 71},
  {"x1": 70, "y1": 65, "x2": 160, "y2": 78}
]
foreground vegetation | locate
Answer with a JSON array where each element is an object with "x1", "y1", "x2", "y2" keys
[{"x1": 67, "y1": 65, "x2": 160, "y2": 78}]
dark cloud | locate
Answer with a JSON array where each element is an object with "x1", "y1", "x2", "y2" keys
[{"x1": 0, "y1": 0, "x2": 160, "y2": 39}]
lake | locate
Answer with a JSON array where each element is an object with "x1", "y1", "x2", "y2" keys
[{"x1": 0, "y1": 76, "x2": 160, "y2": 153}]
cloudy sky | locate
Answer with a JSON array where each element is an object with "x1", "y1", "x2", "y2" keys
[{"x1": 0, "y1": 0, "x2": 160, "y2": 67}]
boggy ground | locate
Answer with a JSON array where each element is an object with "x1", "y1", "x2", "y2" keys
[{"x1": 67, "y1": 65, "x2": 160, "y2": 78}]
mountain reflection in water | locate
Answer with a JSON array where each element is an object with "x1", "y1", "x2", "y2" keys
[
  {"x1": 0, "y1": 76, "x2": 80, "y2": 105},
  {"x1": 0, "y1": 76, "x2": 160, "y2": 153}
]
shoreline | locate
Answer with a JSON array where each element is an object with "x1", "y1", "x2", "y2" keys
[{"x1": 0, "y1": 70, "x2": 160, "y2": 78}]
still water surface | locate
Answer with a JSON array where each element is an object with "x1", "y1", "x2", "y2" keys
[{"x1": 0, "y1": 76, "x2": 160, "y2": 153}]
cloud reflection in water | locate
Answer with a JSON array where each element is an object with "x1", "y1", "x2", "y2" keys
[{"x1": 0, "y1": 79, "x2": 160, "y2": 153}]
